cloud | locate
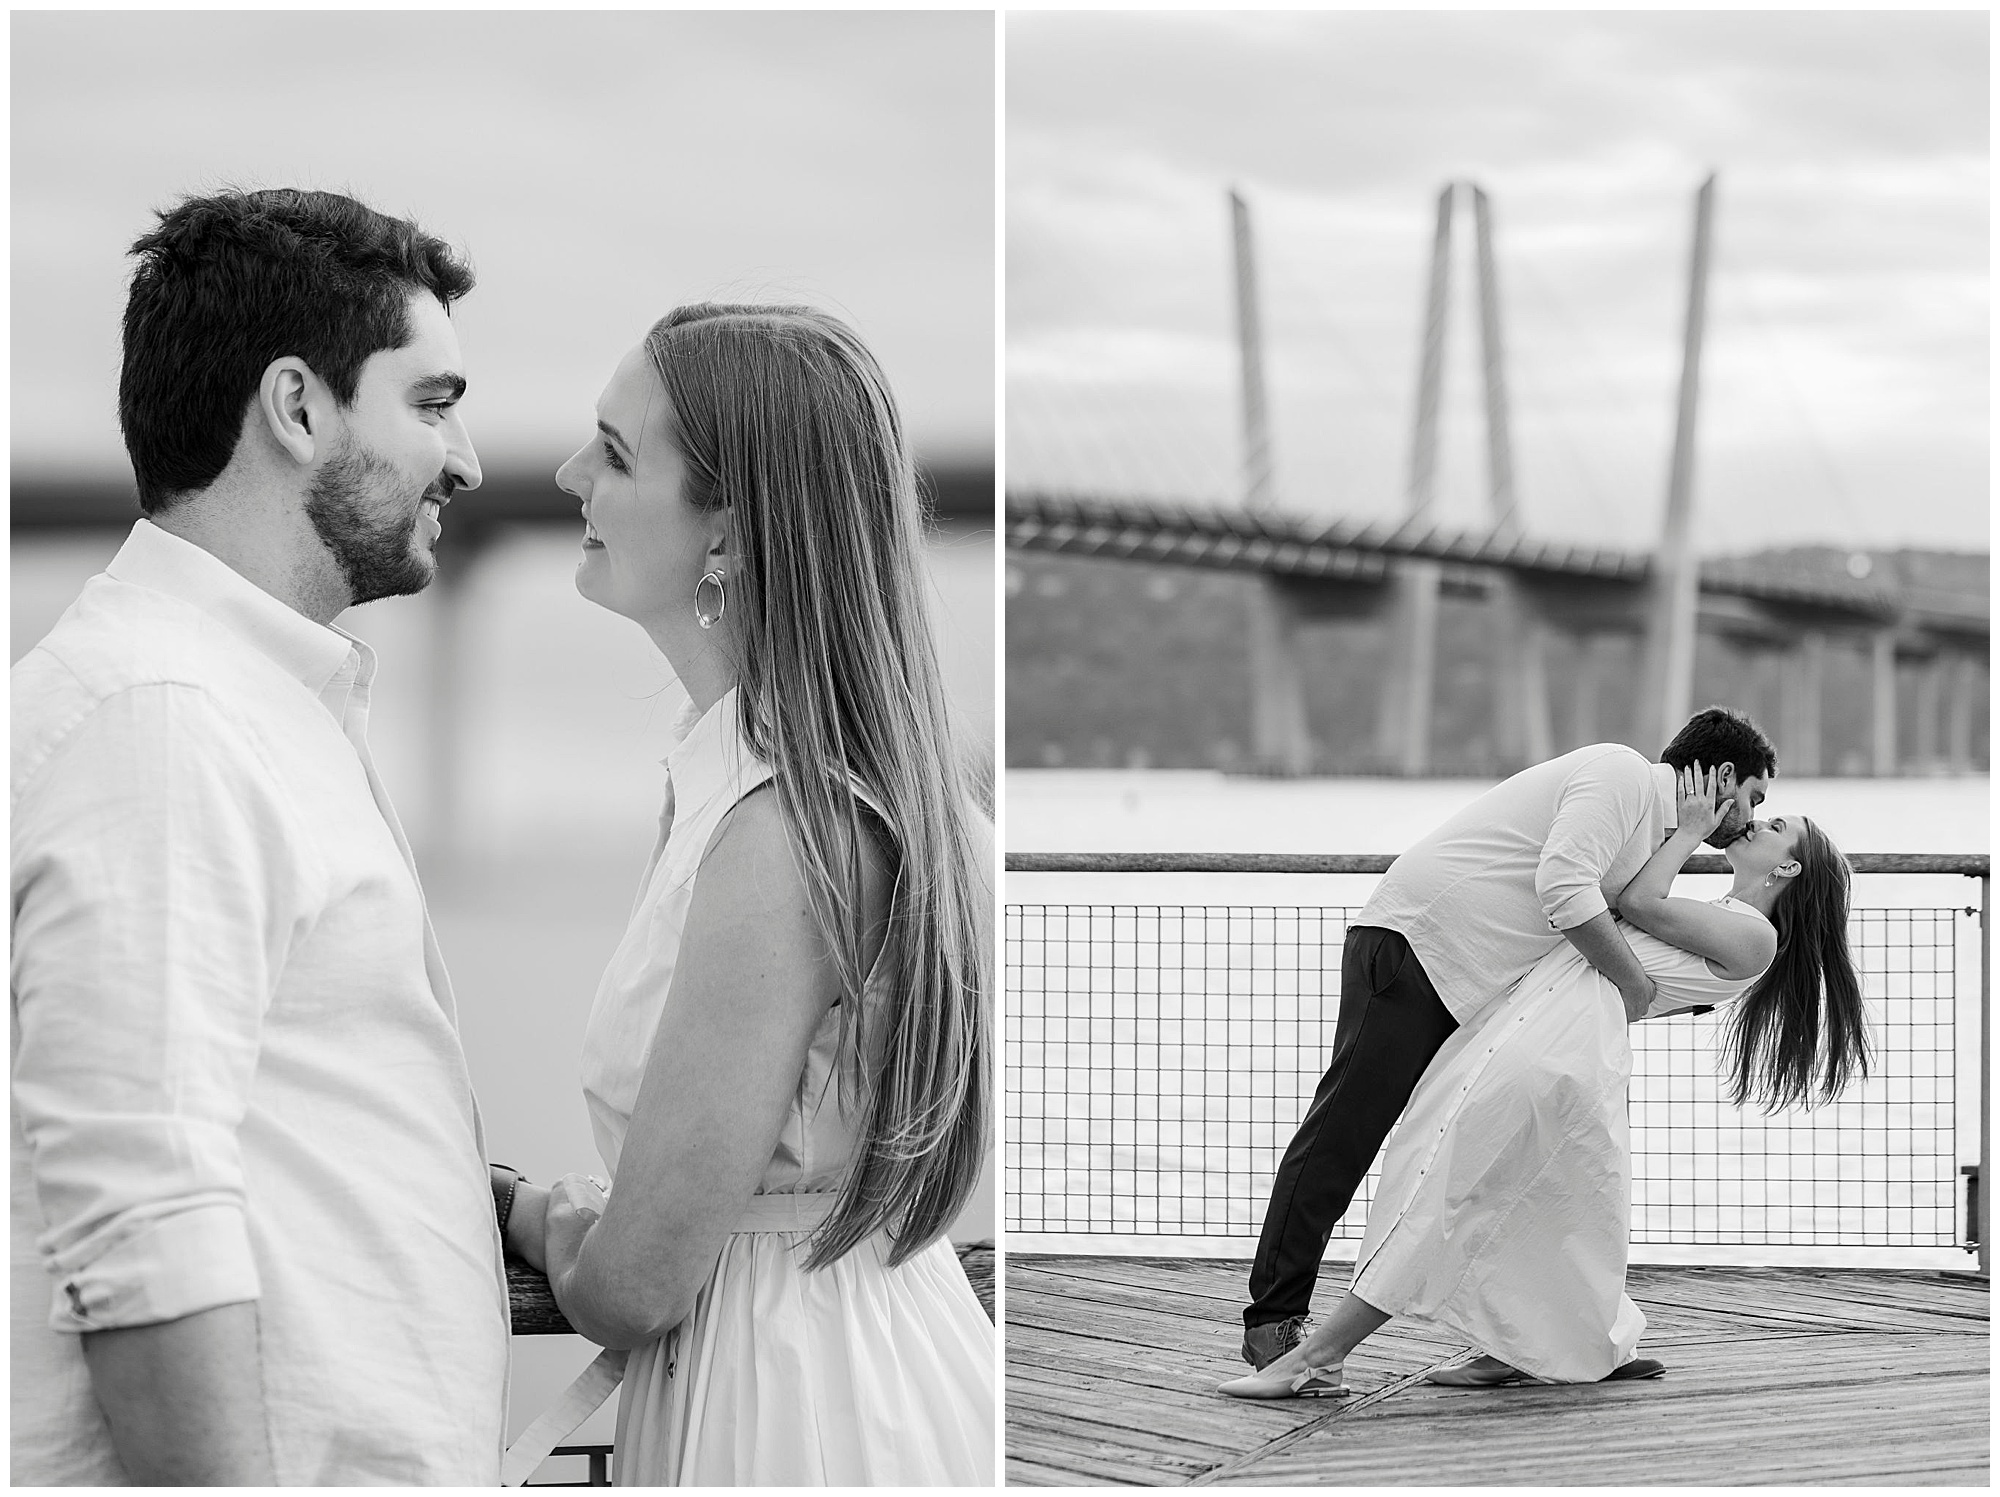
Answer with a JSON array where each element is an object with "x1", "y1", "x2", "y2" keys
[
  {"x1": 12, "y1": 12, "x2": 994, "y2": 477},
  {"x1": 1007, "y1": 11, "x2": 1987, "y2": 551}
]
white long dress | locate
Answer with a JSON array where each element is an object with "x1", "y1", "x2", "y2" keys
[
  {"x1": 1350, "y1": 899, "x2": 1771, "y2": 1382},
  {"x1": 577, "y1": 689, "x2": 995, "y2": 1485}
]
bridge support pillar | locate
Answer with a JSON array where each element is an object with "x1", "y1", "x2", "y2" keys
[
  {"x1": 1870, "y1": 628, "x2": 1898, "y2": 776},
  {"x1": 1945, "y1": 652, "x2": 1981, "y2": 773},
  {"x1": 1568, "y1": 632, "x2": 1603, "y2": 749},
  {"x1": 1491, "y1": 578, "x2": 1551, "y2": 770},
  {"x1": 1912, "y1": 651, "x2": 1944, "y2": 772},
  {"x1": 1377, "y1": 562, "x2": 1441, "y2": 775},
  {"x1": 422, "y1": 532, "x2": 485, "y2": 868},
  {"x1": 1781, "y1": 631, "x2": 1826, "y2": 778},
  {"x1": 1247, "y1": 578, "x2": 1311, "y2": 774}
]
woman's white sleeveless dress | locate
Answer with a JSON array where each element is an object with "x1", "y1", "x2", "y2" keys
[
  {"x1": 1350, "y1": 898, "x2": 1772, "y2": 1382},
  {"x1": 576, "y1": 689, "x2": 994, "y2": 1485}
]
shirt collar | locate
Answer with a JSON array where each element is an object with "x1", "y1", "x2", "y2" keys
[
  {"x1": 1650, "y1": 761, "x2": 1679, "y2": 831},
  {"x1": 103, "y1": 519, "x2": 361, "y2": 695},
  {"x1": 664, "y1": 685, "x2": 761, "y2": 810}
]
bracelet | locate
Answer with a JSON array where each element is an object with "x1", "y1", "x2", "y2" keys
[{"x1": 491, "y1": 1163, "x2": 526, "y2": 1237}]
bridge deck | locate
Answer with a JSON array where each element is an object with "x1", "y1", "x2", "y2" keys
[{"x1": 1005, "y1": 1255, "x2": 1989, "y2": 1487}]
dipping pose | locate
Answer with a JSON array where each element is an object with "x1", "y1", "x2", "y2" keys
[{"x1": 1222, "y1": 766, "x2": 1867, "y2": 1398}]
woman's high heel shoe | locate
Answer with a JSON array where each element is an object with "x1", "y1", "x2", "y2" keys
[{"x1": 1217, "y1": 1362, "x2": 1348, "y2": 1400}]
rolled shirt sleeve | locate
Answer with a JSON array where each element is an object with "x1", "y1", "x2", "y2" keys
[
  {"x1": 1535, "y1": 750, "x2": 1655, "y2": 932},
  {"x1": 12, "y1": 682, "x2": 312, "y2": 1332}
]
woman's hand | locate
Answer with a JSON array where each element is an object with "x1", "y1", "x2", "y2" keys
[
  {"x1": 1675, "y1": 762, "x2": 1726, "y2": 843},
  {"x1": 543, "y1": 1173, "x2": 611, "y2": 1291}
]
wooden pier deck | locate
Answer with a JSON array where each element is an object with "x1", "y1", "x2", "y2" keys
[{"x1": 1006, "y1": 1256, "x2": 1989, "y2": 1486}]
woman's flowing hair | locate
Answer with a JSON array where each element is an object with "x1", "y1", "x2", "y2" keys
[
  {"x1": 644, "y1": 304, "x2": 988, "y2": 1269},
  {"x1": 1720, "y1": 818, "x2": 1871, "y2": 1110}
]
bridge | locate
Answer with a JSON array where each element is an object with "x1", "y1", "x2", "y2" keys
[{"x1": 1008, "y1": 177, "x2": 1988, "y2": 776}]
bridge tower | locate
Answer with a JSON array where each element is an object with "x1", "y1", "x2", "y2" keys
[
  {"x1": 1475, "y1": 185, "x2": 1555, "y2": 770},
  {"x1": 1377, "y1": 182, "x2": 1551, "y2": 774},
  {"x1": 1231, "y1": 187, "x2": 1313, "y2": 773},
  {"x1": 1638, "y1": 173, "x2": 1716, "y2": 753},
  {"x1": 1373, "y1": 185, "x2": 1452, "y2": 774}
]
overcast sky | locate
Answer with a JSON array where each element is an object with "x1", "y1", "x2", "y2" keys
[
  {"x1": 12, "y1": 11, "x2": 993, "y2": 483},
  {"x1": 1008, "y1": 11, "x2": 1987, "y2": 556}
]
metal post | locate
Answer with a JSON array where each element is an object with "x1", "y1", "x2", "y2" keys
[
  {"x1": 1640, "y1": 174, "x2": 1716, "y2": 752},
  {"x1": 1982, "y1": 872, "x2": 1990, "y2": 1277}
]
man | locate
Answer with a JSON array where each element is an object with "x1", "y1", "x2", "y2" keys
[
  {"x1": 12, "y1": 189, "x2": 507, "y2": 1483},
  {"x1": 1242, "y1": 708, "x2": 1776, "y2": 1372}
]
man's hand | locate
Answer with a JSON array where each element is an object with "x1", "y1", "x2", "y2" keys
[
  {"x1": 1620, "y1": 982, "x2": 1656, "y2": 1024},
  {"x1": 81, "y1": 1301, "x2": 275, "y2": 1484},
  {"x1": 1675, "y1": 762, "x2": 1727, "y2": 843}
]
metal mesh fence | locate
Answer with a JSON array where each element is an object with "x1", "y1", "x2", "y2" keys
[{"x1": 1005, "y1": 902, "x2": 1966, "y2": 1249}]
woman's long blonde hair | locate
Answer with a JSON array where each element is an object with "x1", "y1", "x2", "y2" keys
[{"x1": 645, "y1": 303, "x2": 989, "y2": 1268}]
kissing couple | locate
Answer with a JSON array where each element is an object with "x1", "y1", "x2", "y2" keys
[
  {"x1": 1221, "y1": 709, "x2": 1869, "y2": 1398},
  {"x1": 12, "y1": 188, "x2": 994, "y2": 1485}
]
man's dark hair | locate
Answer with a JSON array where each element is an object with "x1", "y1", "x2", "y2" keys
[
  {"x1": 118, "y1": 188, "x2": 475, "y2": 514},
  {"x1": 1660, "y1": 705, "x2": 1778, "y2": 782}
]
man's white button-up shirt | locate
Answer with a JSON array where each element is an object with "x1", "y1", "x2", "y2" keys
[
  {"x1": 11, "y1": 520, "x2": 508, "y2": 1484},
  {"x1": 1358, "y1": 743, "x2": 1679, "y2": 1023}
]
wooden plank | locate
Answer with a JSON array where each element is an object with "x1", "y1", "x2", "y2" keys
[
  {"x1": 1005, "y1": 1259, "x2": 1990, "y2": 1487},
  {"x1": 1229, "y1": 1399, "x2": 1990, "y2": 1486},
  {"x1": 1221, "y1": 1338, "x2": 1987, "y2": 1485},
  {"x1": 1626, "y1": 1266, "x2": 1988, "y2": 1337},
  {"x1": 1005, "y1": 1424, "x2": 1209, "y2": 1485}
]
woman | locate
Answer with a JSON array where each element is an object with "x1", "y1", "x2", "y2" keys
[
  {"x1": 1220, "y1": 765, "x2": 1868, "y2": 1399},
  {"x1": 500, "y1": 305, "x2": 994, "y2": 1483}
]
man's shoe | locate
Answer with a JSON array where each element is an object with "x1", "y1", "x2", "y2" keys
[
  {"x1": 1241, "y1": 1316, "x2": 1308, "y2": 1370},
  {"x1": 1602, "y1": 1357, "x2": 1665, "y2": 1381}
]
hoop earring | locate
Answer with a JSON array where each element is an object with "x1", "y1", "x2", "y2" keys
[{"x1": 694, "y1": 570, "x2": 727, "y2": 630}]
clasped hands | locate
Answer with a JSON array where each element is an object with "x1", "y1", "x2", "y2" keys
[{"x1": 503, "y1": 1172, "x2": 611, "y2": 1290}]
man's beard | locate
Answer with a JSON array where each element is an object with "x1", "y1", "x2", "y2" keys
[{"x1": 304, "y1": 441, "x2": 440, "y2": 607}]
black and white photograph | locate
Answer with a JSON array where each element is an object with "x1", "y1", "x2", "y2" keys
[
  {"x1": 11, "y1": 10, "x2": 996, "y2": 1486},
  {"x1": 1004, "y1": 10, "x2": 1988, "y2": 1485}
]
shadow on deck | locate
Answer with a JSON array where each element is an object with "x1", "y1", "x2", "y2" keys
[{"x1": 1006, "y1": 1256, "x2": 1989, "y2": 1487}]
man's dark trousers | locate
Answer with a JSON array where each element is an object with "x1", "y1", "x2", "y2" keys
[{"x1": 1245, "y1": 924, "x2": 1459, "y2": 1329}]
